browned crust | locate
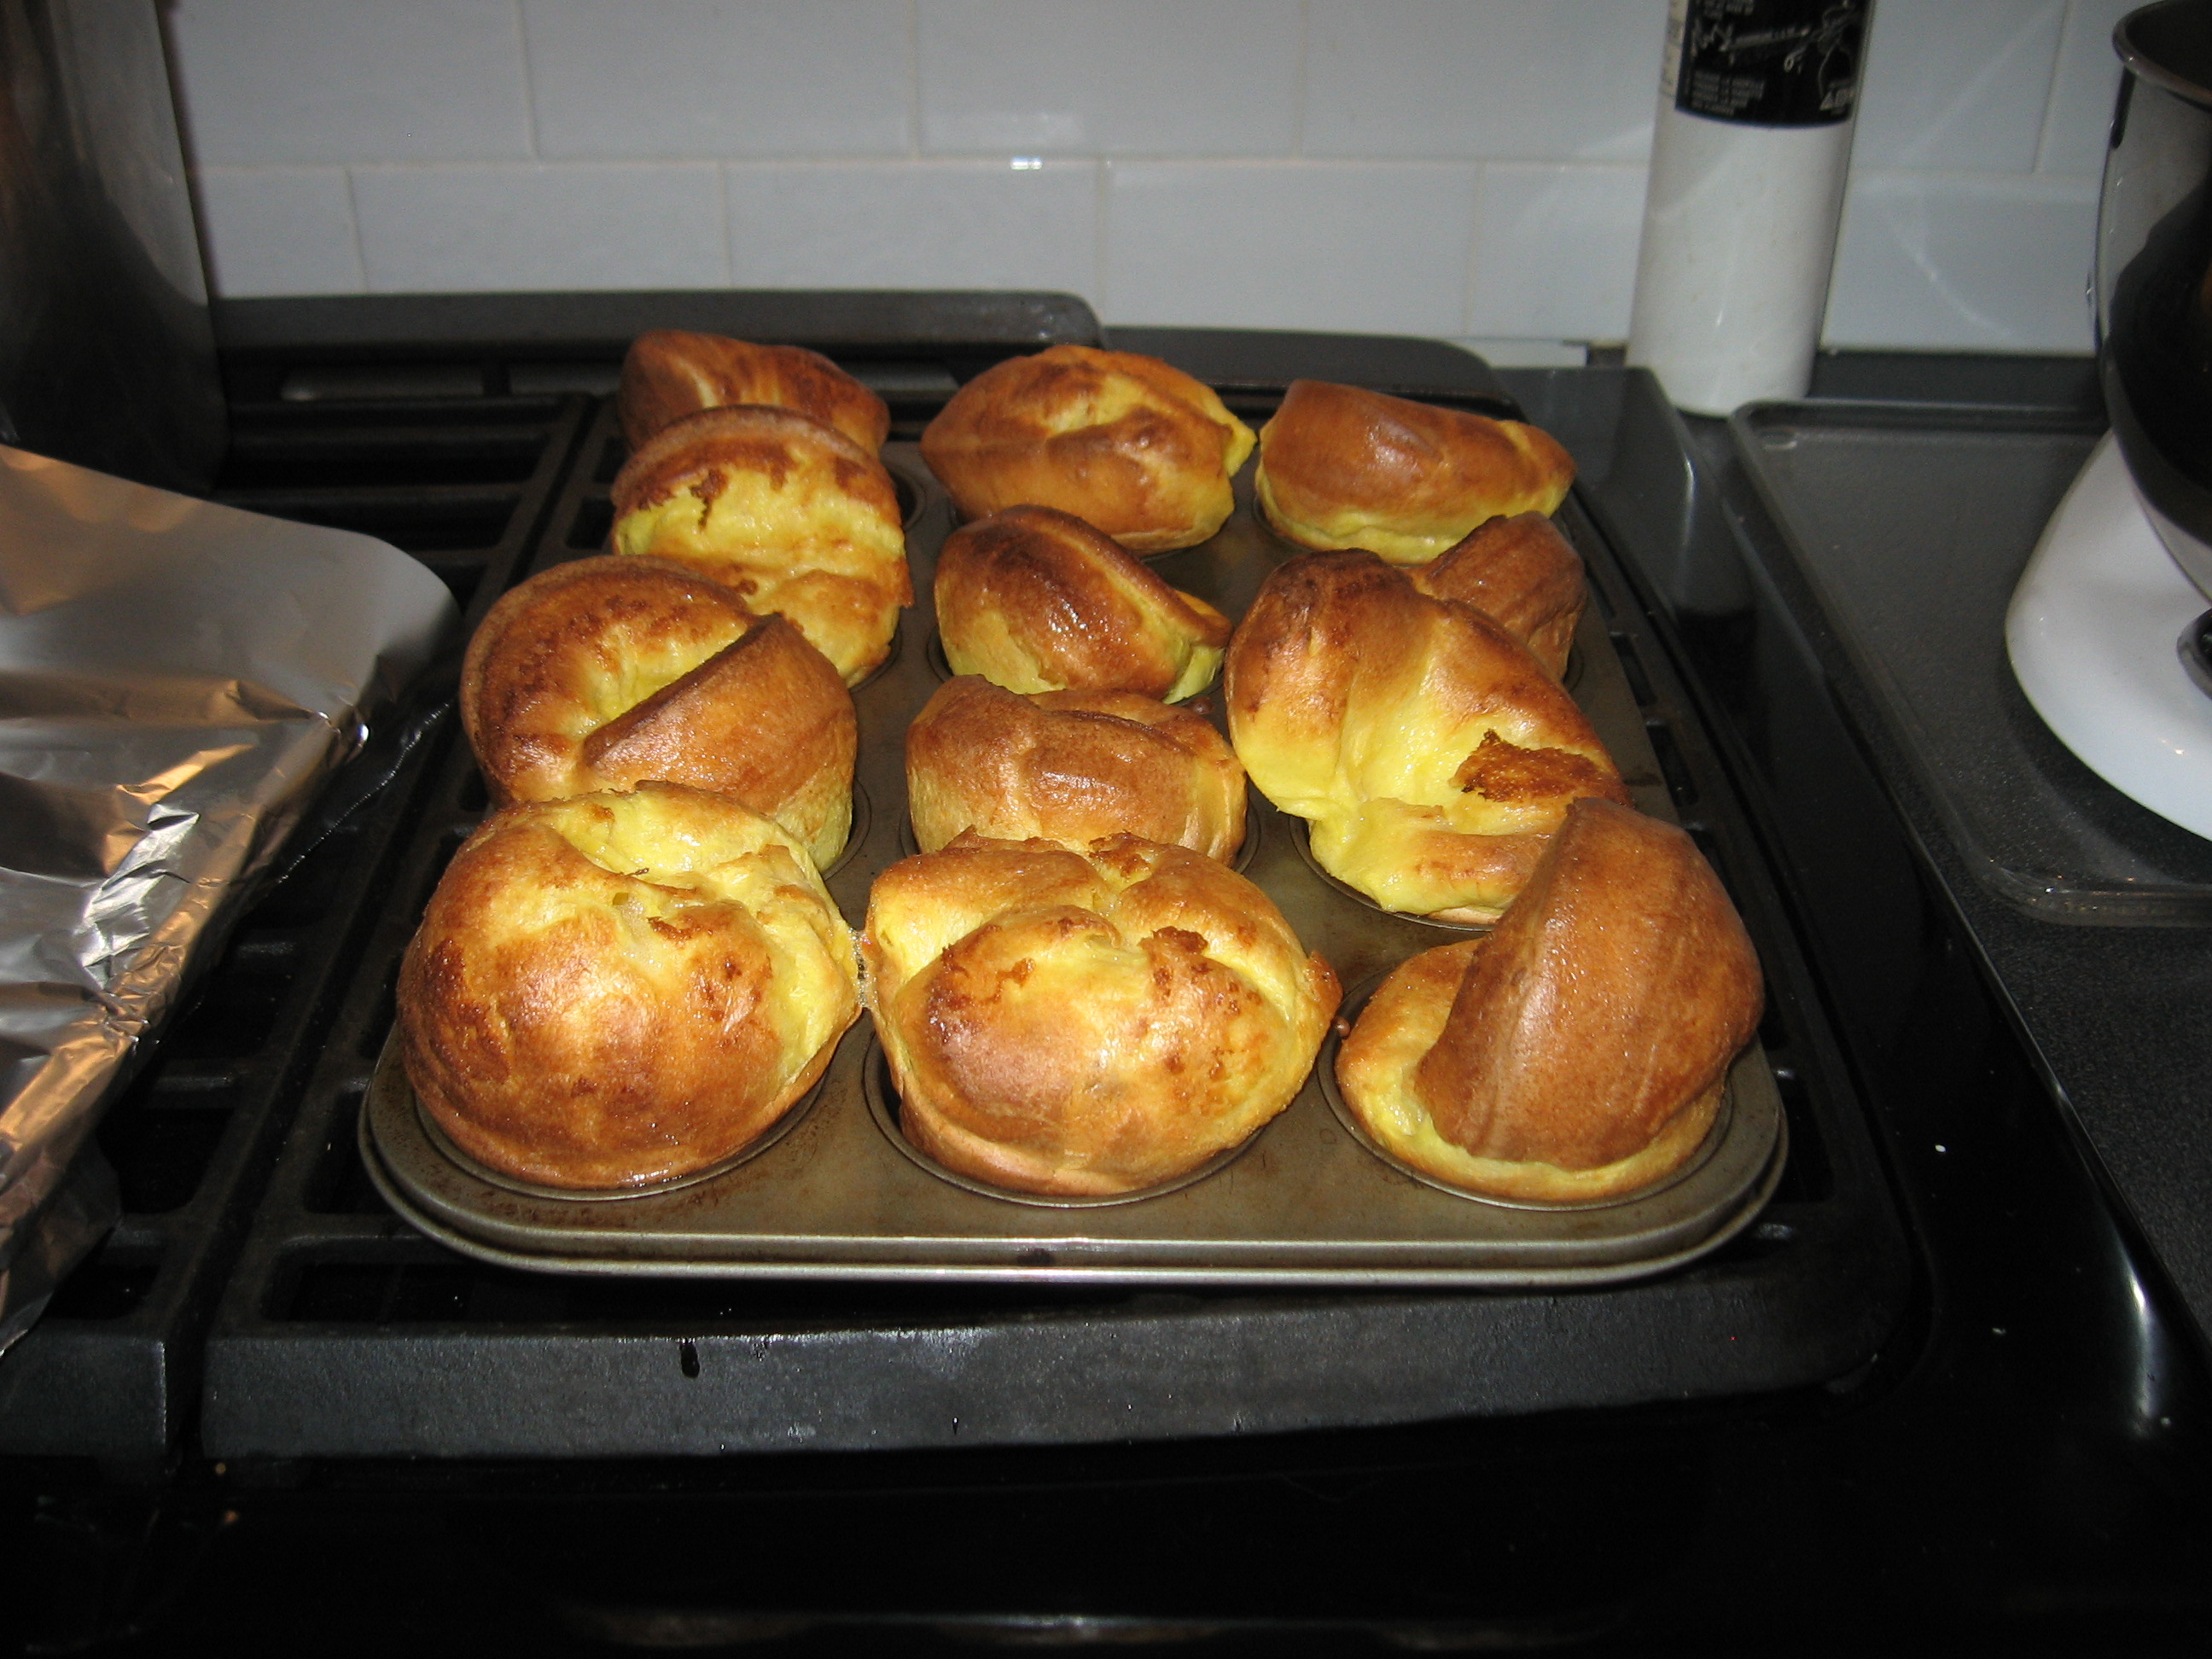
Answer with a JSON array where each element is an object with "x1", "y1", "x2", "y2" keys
[
  {"x1": 606, "y1": 404, "x2": 911, "y2": 684},
  {"x1": 905, "y1": 676, "x2": 1246, "y2": 860},
  {"x1": 1224, "y1": 549, "x2": 1627, "y2": 921},
  {"x1": 1412, "y1": 797, "x2": 1762, "y2": 1168},
  {"x1": 457, "y1": 556, "x2": 855, "y2": 865},
  {"x1": 1253, "y1": 381, "x2": 1575, "y2": 563},
  {"x1": 934, "y1": 504, "x2": 1231, "y2": 697},
  {"x1": 397, "y1": 787, "x2": 859, "y2": 1190},
  {"x1": 462, "y1": 556, "x2": 753, "y2": 800},
  {"x1": 579, "y1": 614, "x2": 855, "y2": 845},
  {"x1": 919, "y1": 346, "x2": 1255, "y2": 553},
  {"x1": 862, "y1": 834, "x2": 1338, "y2": 1195},
  {"x1": 1410, "y1": 512, "x2": 1586, "y2": 677},
  {"x1": 610, "y1": 402, "x2": 901, "y2": 525},
  {"x1": 1336, "y1": 933, "x2": 1726, "y2": 1202},
  {"x1": 619, "y1": 329, "x2": 890, "y2": 453},
  {"x1": 1450, "y1": 729, "x2": 1616, "y2": 802},
  {"x1": 1224, "y1": 548, "x2": 1618, "y2": 785}
]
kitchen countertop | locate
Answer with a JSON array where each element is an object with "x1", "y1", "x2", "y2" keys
[{"x1": 1568, "y1": 350, "x2": 2212, "y2": 1349}]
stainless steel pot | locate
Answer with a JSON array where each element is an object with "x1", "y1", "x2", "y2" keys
[{"x1": 2101, "y1": 3, "x2": 2212, "y2": 596}]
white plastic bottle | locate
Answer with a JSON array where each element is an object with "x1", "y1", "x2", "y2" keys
[{"x1": 1627, "y1": 0, "x2": 1871, "y2": 415}]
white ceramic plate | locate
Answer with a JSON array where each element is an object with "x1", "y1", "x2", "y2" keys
[{"x1": 2005, "y1": 431, "x2": 2212, "y2": 842}]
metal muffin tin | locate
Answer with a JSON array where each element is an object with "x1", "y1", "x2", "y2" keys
[{"x1": 364, "y1": 428, "x2": 1785, "y2": 1286}]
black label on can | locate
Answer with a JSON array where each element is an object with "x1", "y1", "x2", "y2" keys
[{"x1": 1666, "y1": 0, "x2": 1869, "y2": 126}]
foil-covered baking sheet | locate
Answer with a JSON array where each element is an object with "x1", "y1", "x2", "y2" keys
[{"x1": 0, "y1": 444, "x2": 455, "y2": 1352}]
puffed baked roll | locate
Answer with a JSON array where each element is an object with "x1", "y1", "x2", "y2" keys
[
  {"x1": 1407, "y1": 511, "x2": 1586, "y2": 679},
  {"x1": 1225, "y1": 550, "x2": 1627, "y2": 923},
  {"x1": 934, "y1": 505, "x2": 1231, "y2": 700},
  {"x1": 1254, "y1": 381, "x2": 1575, "y2": 565},
  {"x1": 610, "y1": 405, "x2": 912, "y2": 685},
  {"x1": 864, "y1": 834, "x2": 1340, "y2": 1196},
  {"x1": 399, "y1": 784, "x2": 861, "y2": 1191},
  {"x1": 1336, "y1": 798, "x2": 1762, "y2": 1202},
  {"x1": 461, "y1": 556, "x2": 856, "y2": 869},
  {"x1": 619, "y1": 329, "x2": 891, "y2": 452},
  {"x1": 920, "y1": 346, "x2": 1256, "y2": 552},
  {"x1": 906, "y1": 676, "x2": 1246, "y2": 861}
]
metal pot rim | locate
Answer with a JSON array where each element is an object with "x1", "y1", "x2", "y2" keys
[{"x1": 2118, "y1": 1, "x2": 2212, "y2": 113}]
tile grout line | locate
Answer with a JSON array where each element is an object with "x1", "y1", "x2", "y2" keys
[
  {"x1": 247, "y1": 155, "x2": 1662, "y2": 178},
  {"x1": 345, "y1": 155, "x2": 1646, "y2": 175},
  {"x1": 718, "y1": 161, "x2": 736, "y2": 287},
  {"x1": 2031, "y1": 0, "x2": 2075, "y2": 175},
  {"x1": 1461, "y1": 163, "x2": 1484, "y2": 339},
  {"x1": 511, "y1": 0, "x2": 541, "y2": 162},
  {"x1": 907, "y1": 0, "x2": 922, "y2": 159},
  {"x1": 1094, "y1": 160, "x2": 1110, "y2": 321},
  {"x1": 341, "y1": 167, "x2": 370, "y2": 295}
]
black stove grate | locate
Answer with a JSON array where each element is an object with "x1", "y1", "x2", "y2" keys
[
  {"x1": 0, "y1": 388, "x2": 590, "y2": 1468},
  {"x1": 187, "y1": 372, "x2": 1907, "y2": 1462}
]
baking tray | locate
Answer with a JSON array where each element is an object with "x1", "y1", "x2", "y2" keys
[
  {"x1": 1731, "y1": 399, "x2": 2212, "y2": 924},
  {"x1": 364, "y1": 424, "x2": 1785, "y2": 1286}
]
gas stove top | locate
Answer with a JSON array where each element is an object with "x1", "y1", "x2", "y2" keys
[{"x1": 4, "y1": 295, "x2": 2206, "y2": 1650}]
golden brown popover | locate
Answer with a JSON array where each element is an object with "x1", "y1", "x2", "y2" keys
[
  {"x1": 864, "y1": 834, "x2": 1339, "y2": 1196},
  {"x1": 906, "y1": 677, "x2": 1246, "y2": 861},
  {"x1": 609, "y1": 405, "x2": 912, "y2": 685},
  {"x1": 460, "y1": 556, "x2": 856, "y2": 869},
  {"x1": 934, "y1": 505, "x2": 1231, "y2": 700},
  {"x1": 919, "y1": 346, "x2": 1256, "y2": 552},
  {"x1": 618, "y1": 329, "x2": 891, "y2": 453},
  {"x1": 398, "y1": 784, "x2": 861, "y2": 1191},
  {"x1": 1225, "y1": 550, "x2": 1627, "y2": 923},
  {"x1": 1254, "y1": 380, "x2": 1575, "y2": 565},
  {"x1": 1336, "y1": 798, "x2": 1762, "y2": 1202},
  {"x1": 1408, "y1": 511, "x2": 1586, "y2": 678}
]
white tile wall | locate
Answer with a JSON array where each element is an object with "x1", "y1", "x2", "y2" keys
[
  {"x1": 169, "y1": 0, "x2": 533, "y2": 166},
  {"x1": 521, "y1": 0, "x2": 913, "y2": 159},
  {"x1": 194, "y1": 167, "x2": 364, "y2": 296},
  {"x1": 1303, "y1": 0, "x2": 1664, "y2": 163},
  {"x1": 1466, "y1": 164, "x2": 1647, "y2": 340},
  {"x1": 1824, "y1": 170, "x2": 2099, "y2": 351},
  {"x1": 725, "y1": 160, "x2": 1097, "y2": 292},
  {"x1": 917, "y1": 1, "x2": 1302, "y2": 155},
  {"x1": 169, "y1": 0, "x2": 2134, "y2": 355},
  {"x1": 1849, "y1": 0, "x2": 2068, "y2": 172},
  {"x1": 1103, "y1": 161, "x2": 1477, "y2": 334},
  {"x1": 352, "y1": 163, "x2": 729, "y2": 291},
  {"x1": 2040, "y1": 0, "x2": 2138, "y2": 177}
]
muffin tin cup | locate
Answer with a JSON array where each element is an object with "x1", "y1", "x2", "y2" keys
[
  {"x1": 364, "y1": 429, "x2": 1790, "y2": 1285},
  {"x1": 860, "y1": 1040, "x2": 1264, "y2": 1210},
  {"x1": 364, "y1": 1002, "x2": 1784, "y2": 1283},
  {"x1": 819, "y1": 782, "x2": 871, "y2": 882},
  {"x1": 410, "y1": 1056, "x2": 836, "y2": 1203},
  {"x1": 1317, "y1": 976, "x2": 1738, "y2": 1214}
]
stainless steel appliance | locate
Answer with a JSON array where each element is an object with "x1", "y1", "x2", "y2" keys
[
  {"x1": 1997, "y1": 4, "x2": 2212, "y2": 860},
  {"x1": 2099, "y1": 0, "x2": 2212, "y2": 591},
  {"x1": 0, "y1": 0, "x2": 224, "y2": 492}
]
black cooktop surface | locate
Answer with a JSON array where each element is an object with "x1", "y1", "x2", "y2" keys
[{"x1": 3, "y1": 297, "x2": 2205, "y2": 1653}]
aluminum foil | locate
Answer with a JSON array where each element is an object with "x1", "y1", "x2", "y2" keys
[{"x1": 0, "y1": 444, "x2": 456, "y2": 1352}]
